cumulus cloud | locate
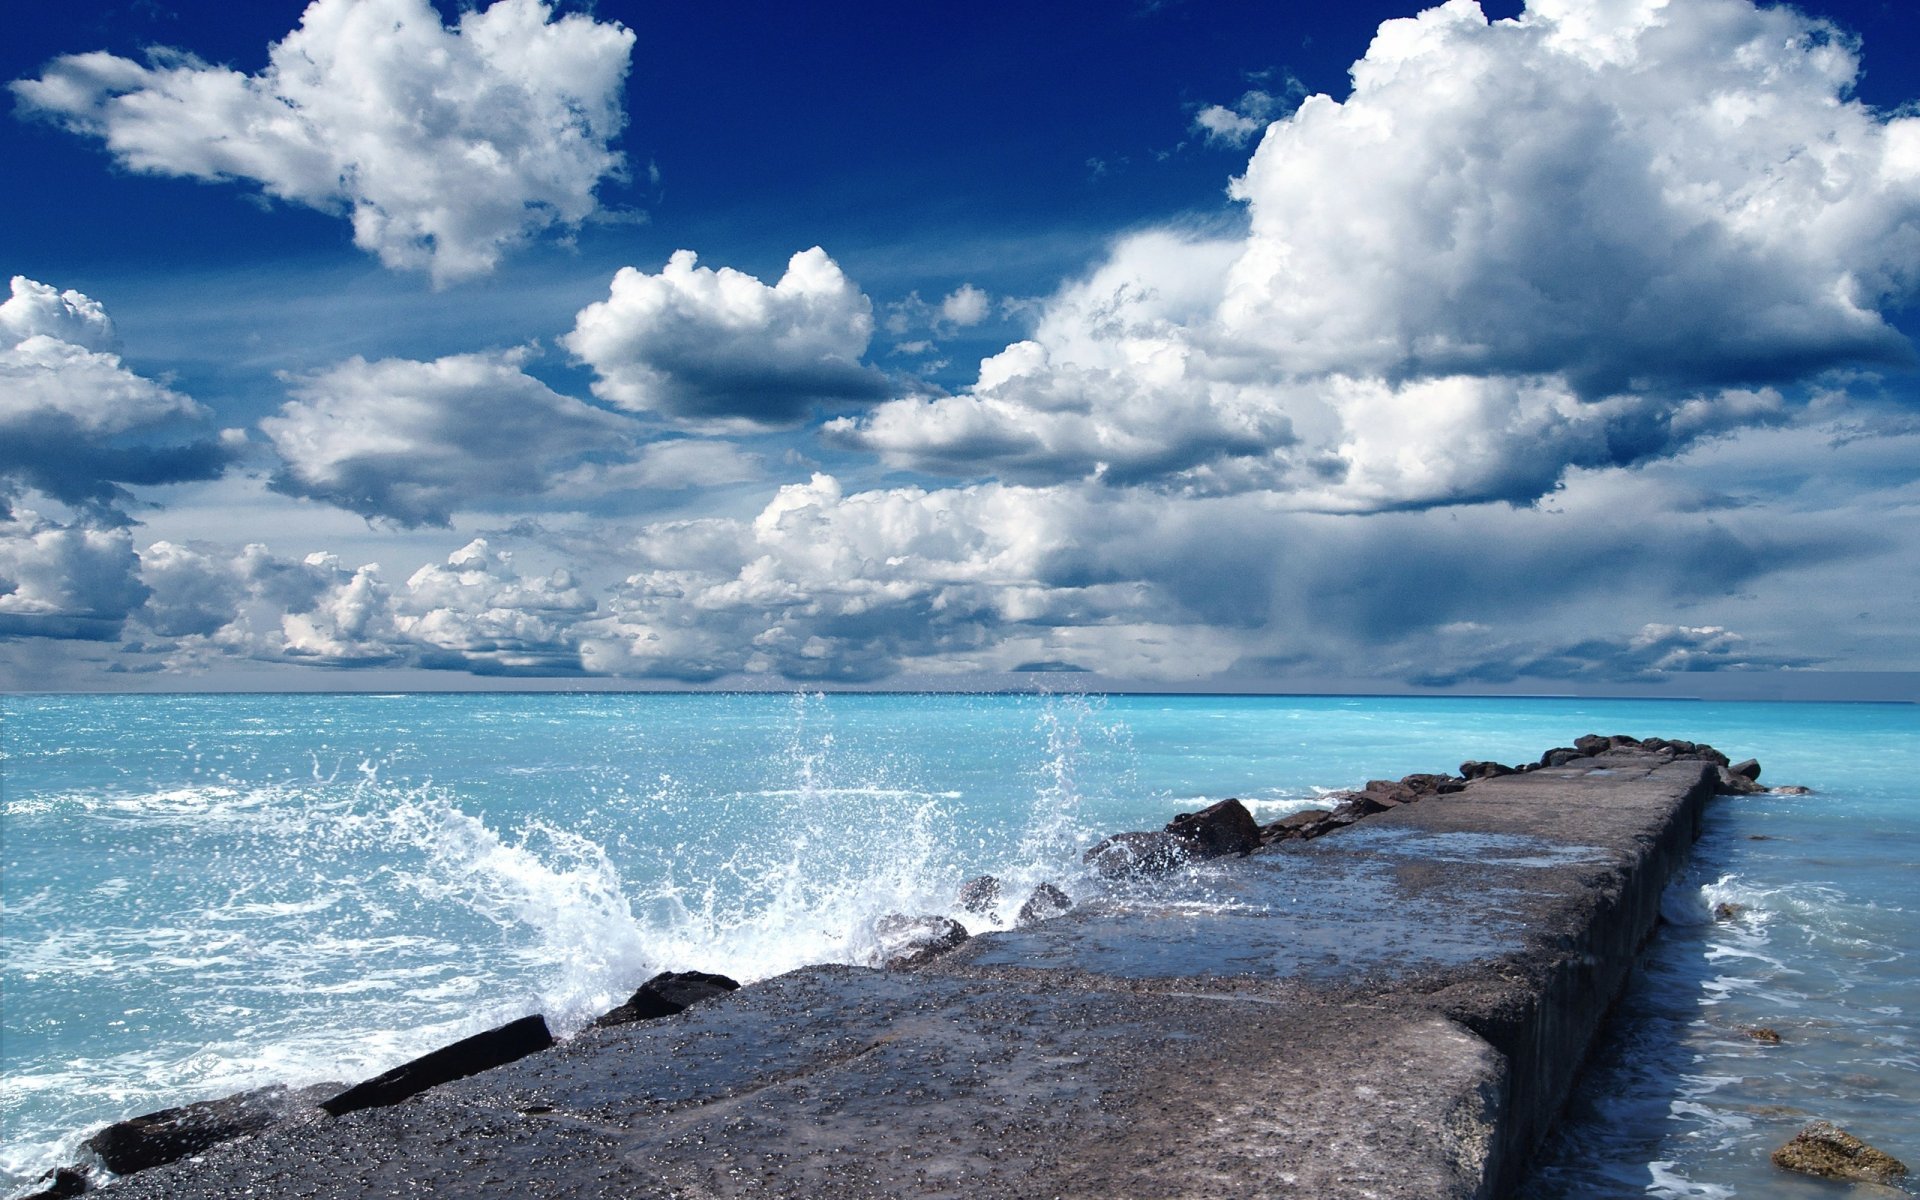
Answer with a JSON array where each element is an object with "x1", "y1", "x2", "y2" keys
[
  {"x1": 1, "y1": 276, "x2": 238, "y2": 520},
  {"x1": 0, "y1": 508, "x2": 148, "y2": 640},
  {"x1": 939, "y1": 284, "x2": 991, "y2": 328},
  {"x1": 262, "y1": 349, "x2": 655, "y2": 527},
  {"x1": 835, "y1": 0, "x2": 1920, "y2": 511},
  {"x1": 131, "y1": 537, "x2": 598, "y2": 673},
  {"x1": 564, "y1": 248, "x2": 889, "y2": 429},
  {"x1": 1191, "y1": 82, "x2": 1300, "y2": 147},
  {"x1": 12, "y1": 0, "x2": 635, "y2": 285}
]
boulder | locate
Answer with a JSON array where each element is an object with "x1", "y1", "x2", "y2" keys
[
  {"x1": 1458, "y1": 760, "x2": 1514, "y2": 780},
  {"x1": 20, "y1": 1167, "x2": 90, "y2": 1198},
  {"x1": 1771, "y1": 785, "x2": 1814, "y2": 796},
  {"x1": 1016, "y1": 883, "x2": 1073, "y2": 926},
  {"x1": 1771, "y1": 1121, "x2": 1908, "y2": 1184},
  {"x1": 1164, "y1": 798, "x2": 1262, "y2": 858},
  {"x1": 594, "y1": 970, "x2": 740, "y2": 1028},
  {"x1": 1729, "y1": 758, "x2": 1762, "y2": 782},
  {"x1": 956, "y1": 874, "x2": 1002, "y2": 916},
  {"x1": 873, "y1": 914, "x2": 969, "y2": 968},
  {"x1": 1261, "y1": 808, "x2": 1332, "y2": 844},
  {"x1": 1715, "y1": 767, "x2": 1766, "y2": 795},
  {"x1": 320, "y1": 1015, "x2": 553, "y2": 1117},
  {"x1": 1573, "y1": 734, "x2": 1612, "y2": 756},
  {"x1": 82, "y1": 1082, "x2": 334, "y2": 1176},
  {"x1": 1084, "y1": 831, "x2": 1193, "y2": 878},
  {"x1": 1398, "y1": 773, "x2": 1463, "y2": 795},
  {"x1": 1540, "y1": 747, "x2": 1582, "y2": 768}
]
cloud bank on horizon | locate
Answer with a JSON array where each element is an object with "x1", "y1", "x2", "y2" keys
[{"x1": 4, "y1": 0, "x2": 1917, "y2": 694}]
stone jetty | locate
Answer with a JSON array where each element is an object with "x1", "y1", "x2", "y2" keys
[{"x1": 40, "y1": 738, "x2": 1740, "y2": 1199}]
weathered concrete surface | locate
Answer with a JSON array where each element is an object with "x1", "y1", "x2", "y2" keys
[{"x1": 100, "y1": 750, "x2": 1716, "y2": 1200}]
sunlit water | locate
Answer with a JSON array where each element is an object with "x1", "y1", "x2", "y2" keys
[{"x1": 1, "y1": 692, "x2": 1913, "y2": 1196}]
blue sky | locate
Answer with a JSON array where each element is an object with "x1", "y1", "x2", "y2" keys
[{"x1": 3, "y1": 0, "x2": 1917, "y2": 697}]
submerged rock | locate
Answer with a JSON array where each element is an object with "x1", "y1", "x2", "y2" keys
[
  {"x1": 1164, "y1": 798, "x2": 1262, "y2": 857},
  {"x1": 82, "y1": 1082, "x2": 334, "y2": 1177},
  {"x1": 1713, "y1": 902, "x2": 1746, "y2": 921},
  {"x1": 873, "y1": 914, "x2": 969, "y2": 968},
  {"x1": 1746, "y1": 1027, "x2": 1783, "y2": 1044},
  {"x1": 1084, "y1": 830, "x2": 1192, "y2": 878},
  {"x1": 594, "y1": 970, "x2": 740, "y2": 1028},
  {"x1": 321, "y1": 1015, "x2": 552, "y2": 1117},
  {"x1": 1771, "y1": 785, "x2": 1814, "y2": 796},
  {"x1": 1771, "y1": 1120, "x2": 1908, "y2": 1184},
  {"x1": 956, "y1": 874, "x2": 1002, "y2": 916},
  {"x1": 1017, "y1": 882, "x2": 1073, "y2": 926}
]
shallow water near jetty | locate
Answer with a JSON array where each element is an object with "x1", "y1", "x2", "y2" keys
[{"x1": 1, "y1": 692, "x2": 1914, "y2": 1196}]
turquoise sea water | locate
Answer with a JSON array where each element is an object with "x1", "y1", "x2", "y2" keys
[{"x1": 1, "y1": 692, "x2": 1914, "y2": 1196}]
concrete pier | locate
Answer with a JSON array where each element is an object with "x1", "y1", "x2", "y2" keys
[{"x1": 97, "y1": 749, "x2": 1718, "y2": 1199}]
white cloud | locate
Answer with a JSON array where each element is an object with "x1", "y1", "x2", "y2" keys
[
  {"x1": 261, "y1": 349, "x2": 645, "y2": 527},
  {"x1": 835, "y1": 0, "x2": 1920, "y2": 511},
  {"x1": 939, "y1": 284, "x2": 991, "y2": 327},
  {"x1": 130, "y1": 537, "x2": 600, "y2": 673},
  {"x1": 564, "y1": 248, "x2": 888, "y2": 429},
  {"x1": 0, "y1": 508, "x2": 147, "y2": 640},
  {"x1": 1191, "y1": 84, "x2": 1298, "y2": 147},
  {"x1": 1, "y1": 276, "x2": 236, "y2": 518},
  {"x1": 12, "y1": 0, "x2": 635, "y2": 285}
]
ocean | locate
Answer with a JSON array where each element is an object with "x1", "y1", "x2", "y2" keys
[{"x1": 1, "y1": 691, "x2": 1914, "y2": 1197}]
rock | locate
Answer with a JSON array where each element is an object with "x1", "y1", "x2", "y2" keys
[
  {"x1": 1771, "y1": 785, "x2": 1814, "y2": 796},
  {"x1": 1261, "y1": 808, "x2": 1332, "y2": 844},
  {"x1": 1606, "y1": 734, "x2": 1643, "y2": 749},
  {"x1": 594, "y1": 970, "x2": 740, "y2": 1028},
  {"x1": 1713, "y1": 902, "x2": 1746, "y2": 921},
  {"x1": 956, "y1": 874, "x2": 1002, "y2": 916},
  {"x1": 1771, "y1": 1121, "x2": 1908, "y2": 1184},
  {"x1": 1573, "y1": 734, "x2": 1612, "y2": 756},
  {"x1": 1398, "y1": 773, "x2": 1463, "y2": 795},
  {"x1": 1164, "y1": 798, "x2": 1262, "y2": 858},
  {"x1": 82, "y1": 1083, "x2": 334, "y2": 1177},
  {"x1": 1715, "y1": 766, "x2": 1765, "y2": 795},
  {"x1": 1016, "y1": 883, "x2": 1073, "y2": 926},
  {"x1": 1084, "y1": 831, "x2": 1193, "y2": 878},
  {"x1": 1541, "y1": 748, "x2": 1582, "y2": 768},
  {"x1": 873, "y1": 914, "x2": 969, "y2": 968},
  {"x1": 20, "y1": 1167, "x2": 90, "y2": 1198},
  {"x1": 320, "y1": 1015, "x2": 553, "y2": 1118},
  {"x1": 1746, "y1": 1027, "x2": 1783, "y2": 1044},
  {"x1": 1458, "y1": 760, "x2": 1514, "y2": 780},
  {"x1": 1729, "y1": 758, "x2": 1762, "y2": 781}
]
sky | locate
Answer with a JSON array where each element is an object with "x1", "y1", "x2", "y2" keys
[{"x1": 2, "y1": 0, "x2": 1917, "y2": 699}]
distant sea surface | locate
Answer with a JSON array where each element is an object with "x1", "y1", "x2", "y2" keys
[{"x1": 2, "y1": 692, "x2": 1914, "y2": 1197}]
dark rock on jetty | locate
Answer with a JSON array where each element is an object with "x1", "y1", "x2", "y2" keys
[
  {"x1": 81, "y1": 1082, "x2": 336, "y2": 1177},
  {"x1": 1083, "y1": 829, "x2": 1192, "y2": 878},
  {"x1": 957, "y1": 874, "x2": 1002, "y2": 915},
  {"x1": 1771, "y1": 1120, "x2": 1909, "y2": 1184},
  {"x1": 872, "y1": 913, "x2": 969, "y2": 967},
  {"x1": 19, "y1": 1166, "x2": 90, "y2": 1199},
  {"x1": 1166, "y1": 797, "x2": 1262, "y2": 857},
  {"x1": 1017, "y1": 882, "x2": 1073, "y2": 925},
  {"x1": 320, "y1": 1014, "x2": 553, "y2": 1117},
  {"x1": 593, "y1": 970, "x2": 740, "y2": 1028},
  {"x1": 1085, "y1": 797, "x2": 1262, "y2": 877},
  {"x1": 89, "y1": 736, "x2": 1778, "y2": 1200}
]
